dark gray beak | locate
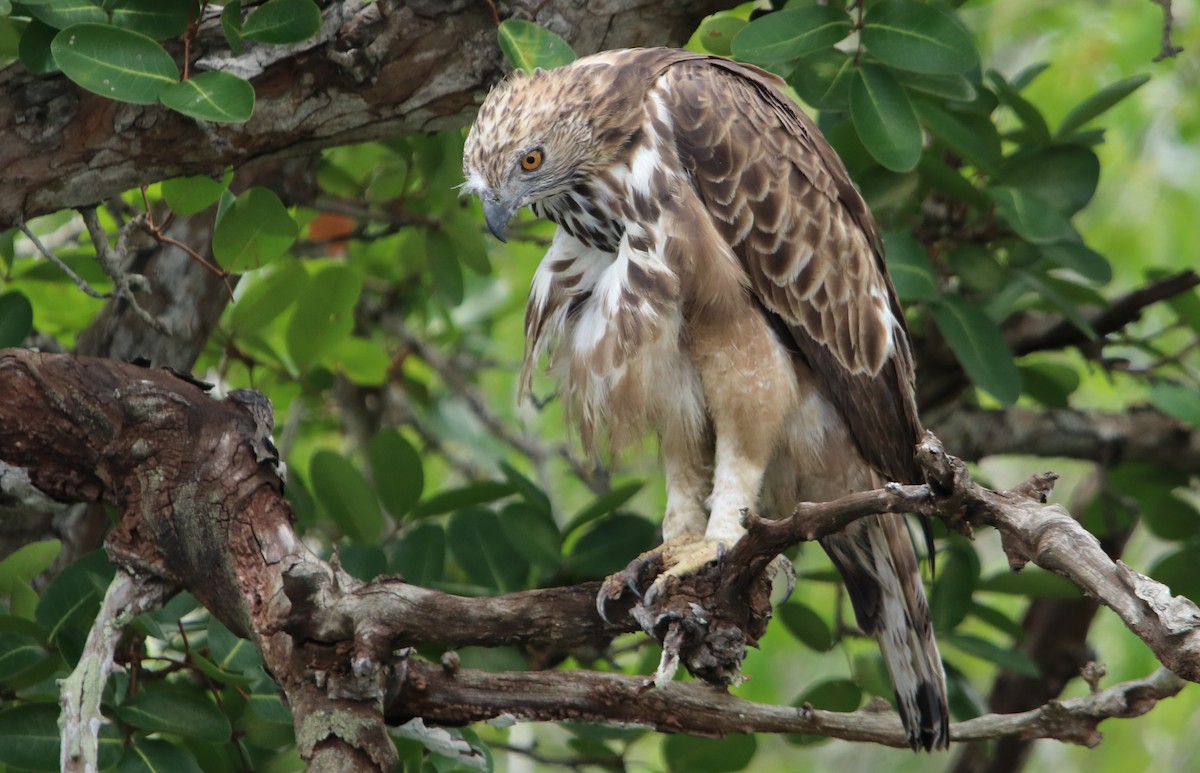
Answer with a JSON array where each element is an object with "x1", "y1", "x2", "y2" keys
[{"x1": 482, "y1": 197, "x2": 515, "y2": 243}]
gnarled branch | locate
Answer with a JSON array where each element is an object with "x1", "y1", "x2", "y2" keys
[{"x1": 0, "y1": 350, "x2": 1195, "y2": 771}]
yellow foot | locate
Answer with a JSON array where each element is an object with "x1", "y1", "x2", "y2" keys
[
  {"x1": 596, "y1": 536, "x2": 795, "y2": 687},
  {"x1": 595, "y1": 536, "x2": 726, "y2": 620}
]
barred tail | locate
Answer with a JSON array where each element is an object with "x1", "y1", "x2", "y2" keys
[{"x1": 822, "y1": 511, "x2": 949, "y2": 751}]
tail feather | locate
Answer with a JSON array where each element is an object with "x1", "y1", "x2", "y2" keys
[{"x1": 822, "y1": 511, "x2": 949, "y2": 752}]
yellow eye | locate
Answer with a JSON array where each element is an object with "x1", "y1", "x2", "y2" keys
[{"x1": 521, "y1": 149, "x2": 544, "y2": 171}]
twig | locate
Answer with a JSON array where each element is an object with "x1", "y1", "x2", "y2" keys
[
  {"x1": 1012, "y1": 270, "x2": 1200, "y2": 357},
  {"x1": 934, "y1": 404, "x2": 1200, "y2": 474},
  {"x1": 391, "y1": 322, "x2": 605, "y2": 492},
  {"x1": 15, "y1": 219, "x2": 109, "y2": 299},
  {"x1": 78, "y1": 207, "x2": 169, "y2": 333},
  {"x1": 388, "y1": 660, "x2": 1185, "y2": 749},
  {"x1": 60, "y1": 570, "x2": 173, "y2": 773},
  {"x1": 1151, "y1": 0, "x2": 1184, "y2": 61},
  {"x1": 137, "y1": 188, "x2": 234, "y2": 299}
]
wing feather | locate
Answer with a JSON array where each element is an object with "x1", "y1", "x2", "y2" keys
[{"x1": 663, "y1": 57, "x2": 923, "y2": 483}]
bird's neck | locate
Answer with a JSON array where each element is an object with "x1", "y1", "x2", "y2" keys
[{"x1": 534, "y1": 183, "x2": 625, "y2": 253}]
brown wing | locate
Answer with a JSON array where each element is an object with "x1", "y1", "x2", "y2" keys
[{"x1": 662, "y1": 57, "x2": 924, "y2": 484}]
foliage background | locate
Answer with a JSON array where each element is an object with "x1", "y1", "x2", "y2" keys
[{"x1": 0, "y1": 0, "x2": 1198, "y2": 771}]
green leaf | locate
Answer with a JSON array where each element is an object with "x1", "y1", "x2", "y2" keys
[
  {"x1": 730, "y1": 6, "x2": 852, "y2": 64},
  {"x1": 499, "y1": 501, "x2": 561, "y2": 570},
  {"x1": 1149, "y1": 382, "x2": 1200, "y2": 427},
  {"x1": 111, "y1": 0, "x2": 191, "y2": 40},
  {"x1": 116, "y1": 686, "x2": 232, "y2": 743},
  {"x1": 220, "y1": 0, "x2": 242, "y2": 53},
  {"x1": 162, "y1": 169, "x2": 234, "y2": 216},
  {"x1": 411, "y1": 481, "x2": 515, "y2": 519},
  {"x1": 787, "y1": 48, "x2": 856, "y2": 112},
  {"x1": 662, "y1": 734, "x2": 756, "y2": 773},
  {"x1": 206, "y1": 617, "x2": 261, "y2": 672},
  {"x1": 240, "y1": 0, "x2": 321, "y2": 45},
  {"x1": 1149, "y1": 546, "x2": 1200, "y2": 602},
  {"x1": 1039, "y1": 241, "x2": 1112, "y2": 284},
  {"x1": 787, "y1": 679, "x2": 862, "y2": 745},
  {"x1": 186, "y1": 649, "x2": 255, "y2": 688},
  {"x1": 328, "y1": 336, "x2": 389, "y2": 385},
  {"x1": 212, "y1": 187, "x2": 298, "y2": 269},
  {"x1": 567, "y1": 513, "x2": 657, "y2": 579},
  {"x1": 1057, "y1": 74, "x2": 1150, "y2": 137},
  {"x1": 987, "y1": 186, "x2": 1073, "y2": 244},
  {"x1": 444, "y1": 209, "x2": 491, "y2": 275},
  {"x1": 160, "y1": 71, "x2": 255, "y2": 123},
  {"x1": 0, "y1": 703, "x2": 83, "y2": 771},
  {"x1": 693, "y1": 14, "x2": 746, "y2": 57},
  {"x1": 387, "y1": 522, "x2": 445, "y2": 585},
  {"x1": 931, "y1": 294, "x2": 1021, "y2": 404},
  {"x1": 778, "y1": 601, "x2": 833, "y2": 651},
  {"x1": 1015, "y1": 268, "x2": 1097, "y2": 340},
  {"x1": 340, "y1": 542, "x2": 386, "y2": 581},
  {"x1": 426, "y1": 228, "x2": 464, "y2": 306},
  {"x1": 51, "y1": 24, "x2": 178, "y2": 104},
  {"x1": 497, "y1": 19, "x2": 576, "y2": 71},
  {"x1": 883, "y1": 231, "x2": 937, "y2": 301},
  {"x1": 861, "y1": 0, "x2": 979, "y2": 75},
  {"x1": 893, "y1": 70, "x2": 977, "y2": 102},
  {"x1": 284, "y1": 263, "x2": 361, "y2": 370},
  {"x1": 913, "y1": 99, "x2": 1001, "y2": 175},
  {"x1": 565, "y1": 480, "x2": 645, "y2": 535},
  {"x1": 1018, "y1": 360, "x2": 1081, "y2": 408},
  {"x1": 226, "y1": 257, "x2": 308, "y2": 335},
  {"x1": 849, "y1": 63, "x2": 922, "y2": 172},
  {"x1": 500, "y1": 461, "x2": 552, "y2": 515},
  {"x1": 1139, "y1": 492, "x2": 1200, "y2": 542},
  {"x1": 987, "y1": 71, "x2": 1051, "y2": 144},
  {"x1": 918, "y1": 155, "x2": 990, "y2": 208},
  {"x1": 968, "y1": 601, "x2": 1026, "y2": 641},
  {"x1": 0, "y1": 539, "x2": 60, "y2": 592},
  {"x1": 996, "y1": 145, "x2": 1101, "y2": 216},
  {"x1": 309, "y1": 449, "x2": 384, "y2": 542},
  {"x1": 446, "y1": 507, "x2": 528, "y2": 593},
  {"x1": 945, "y1": 632, "x2": 1040, "y2": 677},
  {"x1": 0, "y1": 631, "x2": 48, "y2": 682},
  {"x1": 369, "y1": 429, "x2": 424, "y2": 520},
  {"x1": 118, "y1": 737, "x2": 205, "y2": 773},
  {"x1": 35, "y1": 549, "x2": 114, "y2": 641},
  {"x1": 18, "y1": 19, "x2": 60, "y2": 74},
  {"x1": 979, "y1": 568, "x2": 1081, "y2": 599},
  {"x1": 931, "y1": 540, "x2": 980, "y2": 634},
  {"x1": 28, "y1": 1, "x2": 107, "y2": 30},
  {"x1": 0, "y1": 290, "x2": 34, "y2": 347}
]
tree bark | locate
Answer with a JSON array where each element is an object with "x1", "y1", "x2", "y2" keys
[{"x1": 0, "y1": 0, "x2": 734, "y2": 229}]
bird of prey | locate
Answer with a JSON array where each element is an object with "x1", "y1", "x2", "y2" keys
[{"x1": 463, "y1": 47, "x2": 948, "y2": 751}]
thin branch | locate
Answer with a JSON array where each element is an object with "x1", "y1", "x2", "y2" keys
[
  {"x1": 78, "y1": 207, "x2": 169, "y2": 333},
  {"x1": 934, "y1": 404, "x2": 1200, "y2": 474},
  {"x1": 1151, "y1": 0, "x2": 1184, "y2": 61},
  {"x1": 15, "y1": 219, "x2": 110, "y2": 299},
  {"x1": 60, "y1": 570, "x2": 172, "y2": 773},
  {"x1": 387, "y1": 660, "x2": 1185, "y2": 749},
  {"x1": 1012, "y1": 270, "x2": 1200, "y2": 357},
  {"x1": 391, "y1": 322, "x2": 605, "y2": 492}
]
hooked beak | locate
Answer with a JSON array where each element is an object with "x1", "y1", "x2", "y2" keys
[{"x1": 482, "y1": 195, "x2": 515, "y2": 243}]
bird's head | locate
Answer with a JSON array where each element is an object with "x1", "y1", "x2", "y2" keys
[{"x1": 462, "y1": 64, "x2": 615, "y2": 241}]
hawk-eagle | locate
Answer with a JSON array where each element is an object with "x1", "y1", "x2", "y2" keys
[{"x1": 463, "y1": 47, "x2": 949, "y2": 751}]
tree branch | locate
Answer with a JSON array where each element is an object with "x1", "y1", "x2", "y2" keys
[
  {"x1": 1, "y1": 351, "x2": 1195, "y2": 767},
  {"x1": 934, "y1": 405, "x2": 1200, "y2": 473},
  {"x1": 0, "y1": 0, "x2": 736, "y2": 228},
  {"x1": 386, "y1": 660, "x2": 1184, "y2": 749}
]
